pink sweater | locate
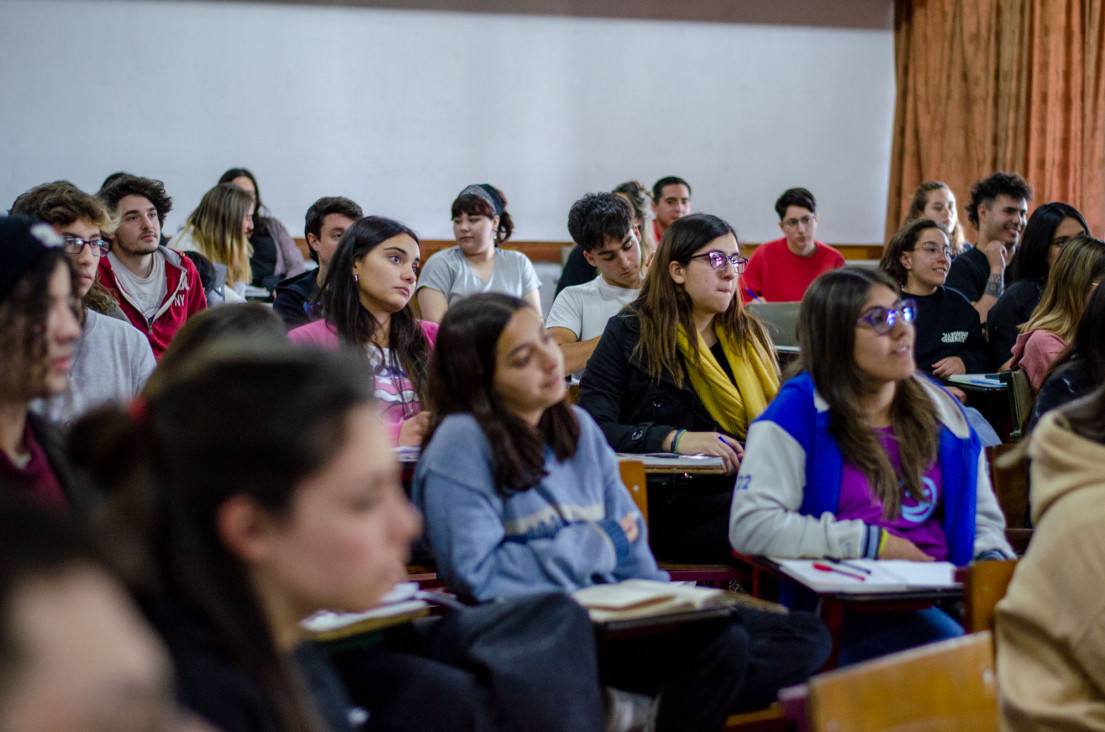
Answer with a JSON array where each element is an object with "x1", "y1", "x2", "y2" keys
[
  {"x1": 289, "y1": 318, "x2": 439, "y2": 443},
  {"x1": 1009, "y1": 329, "x2": 1067, "y2": 391}
]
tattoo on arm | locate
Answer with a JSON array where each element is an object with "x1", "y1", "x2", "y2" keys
[{"x1": 985, "y1": 273, "x2": 1003, "y2": 298}]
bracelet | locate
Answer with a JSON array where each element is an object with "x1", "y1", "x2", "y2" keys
[
  {"x1": 672, "y1": 429, "x2": 687, "y2": 453},
  {"x1": 877, "y1": 529, "x2": 889, "y2": 557}
]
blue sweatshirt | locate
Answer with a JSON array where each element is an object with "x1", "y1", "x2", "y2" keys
[{"x1": 412, "y1": 407, "x2": 668, "y2": 602}]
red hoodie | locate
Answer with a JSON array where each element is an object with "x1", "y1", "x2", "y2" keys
[{"x1": 97, "y1": 248, "x2": 207, "y2": 358}]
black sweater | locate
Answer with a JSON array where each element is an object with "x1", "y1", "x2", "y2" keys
[{"x1": 911, "y1": 287, "x2": 987, "y2": 374}]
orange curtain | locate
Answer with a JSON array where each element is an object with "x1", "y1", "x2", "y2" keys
[{"x1": 886, "y1": 0, "x2": 1105, "y2": 240}]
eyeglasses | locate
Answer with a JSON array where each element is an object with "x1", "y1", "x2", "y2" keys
[
  {"x1": 912, "y1": 244, "x2": 952, "y2": 259},
  {"x1": 782, "y1": 214, "x2": 816, "y2": 230},
  {"x1": 688, "y1": 250, "x2": 748, "y2": 274},
  {"x1": 63, "y1": 236, "x2": 111, "y2": 257},
  {"x1": 855, "y1": 299, "x2": 916, "y2": 334}
]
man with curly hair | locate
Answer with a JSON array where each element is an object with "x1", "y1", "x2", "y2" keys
[{"x1": 96, "y1": 175, "x2": 206, "y2": 357}]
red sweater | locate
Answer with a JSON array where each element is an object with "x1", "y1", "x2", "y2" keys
[{"x1": 740, "y1": 238, "x2": 845, "y2": 304}]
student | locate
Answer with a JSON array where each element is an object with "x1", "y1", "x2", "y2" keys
[
  {"x1": 172, "y1": 183, "x2": 255, "y2": 300},
  {"x1": 11, "y1": 182, "x2": 156, "y2": 426},
  {"x1": 903, "y1": 181, "x2": 966, "y2": 255},
  {"x1": 412, "y1": 293, "x2": 830, "y2": 730},
  {"x1": 0, "y1": 216, "x2": 87, "y2": 509},
  {"x1": 1008, "y1": 234, "x2": 1105, "y2": 390},
  {"x1": 97, "y1": 175, "x2": 207, "y2": 358},
  {"x1": 0, "y1": 496, "x2": 187, "y2": 730},
  {"x1": 650, "y1": 176, "x2": 691, "y2": 241},
  {"x1": 289, "y1": 216, "x2": 437, "y2": 446},
  {"x1": 945, "y1": 172, "x2": 1033, "y2": 324},
  {"x1": 219, "y1": 167, "x2": 307, "y2": 289},
  {"x1": 554, "y1": 180, "x2": 656, "y2": 297},
  {"x1": 547, "y1": 193, "x2": 643, "y2": 378},
  {"x1": 986, "y1": 202, "x2": 1088, "y2": 370},
  {"x1": 741, "y1": 187, "x2": 845, "y2": 304},
  {"x1": 996, "y1": 383, "x2": 1105, "y2": 729},
  {"x1": 416, "y1": 183, "x2": 541, "y2": 323},
  {"x1": 879, "y1": 218, "x2": 986, "y2": 380},
  {"x1": 1030, "y1": 283, "x2": 1105, "y2": 429},
  {"x1": 274, "y1": 196, "x2": 363, "y2": 328},
  {"x1": 729, "y1": 267, "x2": 1013, "y2": 664},
  {"x1": 75, "y1": 342, "x2": 605, "y2": 732},
  {"x1": 578, "y1": 213, "x2": 779, "y2": 562}
]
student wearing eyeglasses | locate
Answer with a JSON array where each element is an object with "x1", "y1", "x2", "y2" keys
[
  {"x1": 878, "y1": 219, "x2": 986, "y2": 390},
  {"x1": 730, "y1": 267, "x2": 1012, "y2": 664},
  {"x1": 578, "y1": 213, "x2": 780, "y2": 562},
  {"x1": 10, "y1": 182, "x2": 155, "y2": 426},
  {"x1": 740, "y1": 187, "x2": 845, "y2": 304}
]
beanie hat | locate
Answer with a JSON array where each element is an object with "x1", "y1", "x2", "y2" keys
[{"x1": 0, "y1": 215, "x2": 66, "y2": 305}]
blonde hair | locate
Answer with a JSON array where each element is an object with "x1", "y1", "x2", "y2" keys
[
  {"x1": 185, "y1": 183, "x2": 254, "y2": 289},
  {"x1": 1022, "y1": 234, "x2": 1105, "y2": 341}
]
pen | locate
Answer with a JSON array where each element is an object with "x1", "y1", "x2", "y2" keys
[
  {"x1": 822, "y1": 556, "x2": 872, "y2": 575},
  {"x1": 812, "y1": 562, "x2": 866, "y2": 581},
  {"x1": 744, "y1": 288, "x2": 762, "y2": 303}
]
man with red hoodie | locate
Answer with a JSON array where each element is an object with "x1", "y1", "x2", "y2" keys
[{"x1": 96, "y1": 175, "x2": 205, "y2": 357}]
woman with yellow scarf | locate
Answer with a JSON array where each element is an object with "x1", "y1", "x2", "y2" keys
[{"x1": 578, "y1": 213, "x2": 779, "y2": 562}]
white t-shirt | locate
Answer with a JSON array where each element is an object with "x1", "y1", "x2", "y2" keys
[
  {"x1": 32, "y1": 310, "x2": 156, "y2": 426},
  {"x1": 107, "y1": 251, "x2": 167, "y2": 322},
  {"x1": 416, "y1": 246, "x2": 541, "y2": 306},
  {"x1": 546, "y1": 275, "x2": 640, "y2": 378}
]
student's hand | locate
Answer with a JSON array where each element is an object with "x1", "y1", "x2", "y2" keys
[
  {"x1": 982, "y1": 241, "x2": 1008, "y2": 273},
  {"x1": 878, "y1": 532, "x2": 934, "y2": 562},
  {"x1": 946, "y1": 386, "x2": 968, "y2": 404},
  {"x1": 619, "y1": 513, "x2": 640, "y2": 543},
  {"x1": 931, "y1": 356, "x2": 966, "y2": 378},
  {"x1": 675, "y1": 432, "x2": 744, "y2": 474},
  {"x1": 397, "y1": 412, "x2": 432, "y2": 447}
]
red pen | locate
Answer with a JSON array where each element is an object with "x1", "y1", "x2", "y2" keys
[{"x1": 813, "y1": 562, "x2": 866, "y2": 581}]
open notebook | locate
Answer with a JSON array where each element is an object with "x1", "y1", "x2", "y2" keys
[
  {"x1": 571, "y1": 579, "x2": 785, "y2": 623},
  {"x1": 772, "y1": 559, "x2": 959, "y2": 594}
]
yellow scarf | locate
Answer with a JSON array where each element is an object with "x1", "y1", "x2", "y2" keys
[{"x1": 676, "y1": 324, "x2": 780, "y2": 440}]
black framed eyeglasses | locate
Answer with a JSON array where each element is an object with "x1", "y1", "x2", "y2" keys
[
  {"x1": 688, "y1": 250, "x2": 748, "y2": 274},
  {"x1": 63, "y1": 236, "x2": 111, "y2": 257},
  {"x1": 855, "y1": 299, "x2": 916, "y2": 334}
]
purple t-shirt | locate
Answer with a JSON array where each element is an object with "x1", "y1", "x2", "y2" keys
[{"x1": 837, "y1": 427, "x2": 947, "y2": 560}]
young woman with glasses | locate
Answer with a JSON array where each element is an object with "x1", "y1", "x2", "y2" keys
[
  {"x1": 730, "y1": 266, "x2": 1012, "y2": 664},
  {"x1": 879, "y1": 219, "x2": 986, "y2": 393},
  {"x1": 577, "y1": 213, "x2": 779, "y2": 562}
]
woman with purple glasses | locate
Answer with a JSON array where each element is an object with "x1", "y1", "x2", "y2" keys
[{"x1": 730, "y1": 266, "x2": 1012, "y2": 665}]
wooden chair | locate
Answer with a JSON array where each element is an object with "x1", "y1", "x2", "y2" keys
[
  {"x1": 961, "y1": 559, "x2": 1018, "y2": 634},
  {"x1": 780, "y1": 631, "x2": 999, "y2": 732},
  {"x1": 987, "y1": 444, "x2": 1029, "y2": 528},
  {"x1": 618, "y1": 460, "x2": 748, "y2": 587},
  {"x1": 999, "y1": 369, "x2": 1033, "y2": 442}
]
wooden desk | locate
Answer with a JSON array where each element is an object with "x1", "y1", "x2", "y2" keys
[{"x1": 617, "y1": 453, "x2": 727, "y2": 476}]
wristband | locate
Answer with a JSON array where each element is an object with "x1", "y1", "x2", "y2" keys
[
  {"x1": 878, "y1": 529, "x2": 889, "y2": 557},
  {"x1": 672, "y1": 429, "x2": 687, "y2": 453}
]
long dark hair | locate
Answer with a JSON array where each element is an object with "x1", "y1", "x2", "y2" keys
[
  {"x1": 423, "y1": 293, "x2": 579, "y2": 497},
  {"x1": 632, "y1": 213, "x2": 774, "y2": 386},
  {"x1": 1008, "y1": 202, "x2": 1088, "y2": 284},
  {"x1": 798, "y1": 267, "x2": 939, "y2": 518},
  {"x1": 70, "y1": 343, "x2": 375, "y2": 731},
  {"x1": 318, "y1": 216, "x2": 432, "y2": 403}
]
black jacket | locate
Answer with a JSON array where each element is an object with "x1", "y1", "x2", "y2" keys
[
  {"x1": 1028, "y1": 359, "x2": 1092, "y2": 432},
  {"x1": 912, "y1": 287, "x2": 987, "y2": 374},
  {"x1": 986, "y1": 279, "x2": 1043, "y2": 370},
  {"x1": 273, "y1": 270, "x2": 320, "y2": 329},
  {"x1": 577, "y1": 308, "x2": 727, "y2": 452}
]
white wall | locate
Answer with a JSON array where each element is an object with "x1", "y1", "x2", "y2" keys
[{"x1": 0, "y1": 0, "x2": 895, "y2": 244}]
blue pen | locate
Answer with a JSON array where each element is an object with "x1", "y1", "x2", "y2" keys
[{"x1": 744, "y1": 288, "x2": 761, "y2": 303}]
